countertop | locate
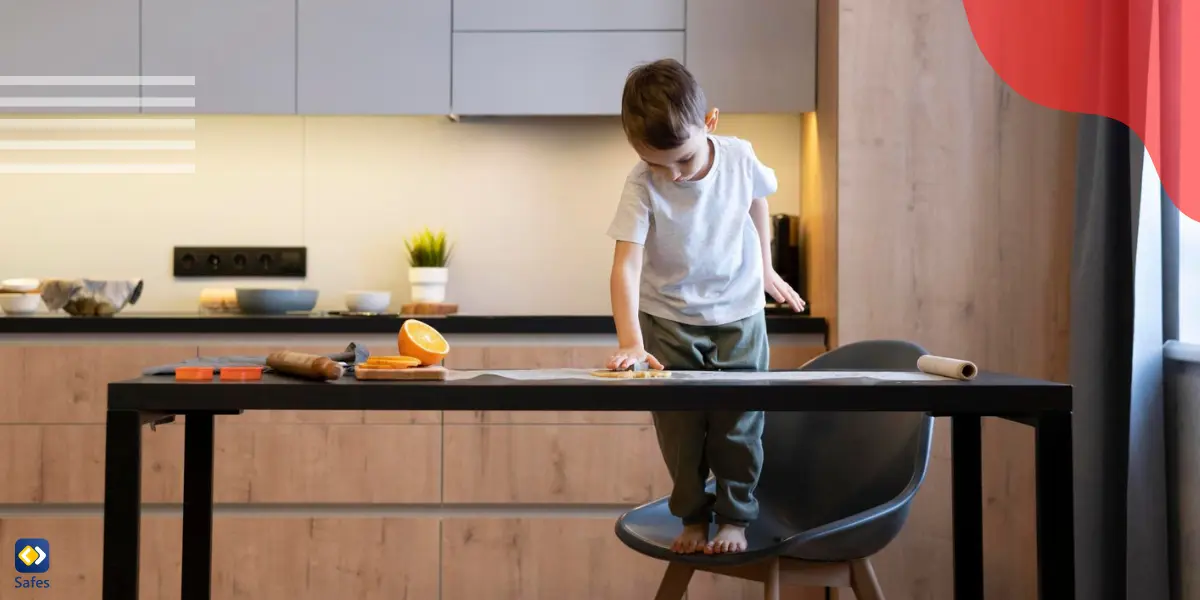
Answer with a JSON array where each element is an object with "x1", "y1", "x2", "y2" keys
[{"x1": 0, "y1": 311, "x2": 827, "y2": 336}]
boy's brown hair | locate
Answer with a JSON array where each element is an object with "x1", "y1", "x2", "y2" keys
[{"x1": 620, "y1": 58, "x2": 707, "y2": 150}]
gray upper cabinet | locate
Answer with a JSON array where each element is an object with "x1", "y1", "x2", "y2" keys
[
  {"x1": 452, "y1": 32, "x2": 684, "y2": 115},
  {"x1": 298, "y1": 0, "x2": 451, "y2": 114},
  {"x1": 685, "y1": 0, "x2": 817, "y2": 113},
  {"x1": 0, "y1": 0, "x2": 140, "y2": 113},
  {"x1": 3, "y1": 0, "x2": 818, "y2": 116},
  {"x1": 453, "y1": 0, "x2": 684, "y2": 31},
  {"x1": 141, "y1": 0, "x2": 296, "y2": 114}
]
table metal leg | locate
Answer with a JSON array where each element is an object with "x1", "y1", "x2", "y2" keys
[
  {"x1": 102, "y1": 409, "x2": 143, "y2": 600},
  {"x1": 181, "y1": 412, "x2": 216, "y2": 600},
  {"x1": 1035, "y1": 411, "x2": 1075, "y2": 599},
  {"x1": 951, "y1": 415, "x2": 984, "y2": 599}
]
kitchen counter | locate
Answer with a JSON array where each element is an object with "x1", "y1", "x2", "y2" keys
[
  {"x1": 0, "y1": 310, "x2": 829, "y2": 600},
  {"x1": 0, "y1": 311, "x2": 827, "y2": 336}
]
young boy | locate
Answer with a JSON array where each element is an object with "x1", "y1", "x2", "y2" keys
[{"x1": 605, "y1": 58, "x2": 805, "y2": 555}]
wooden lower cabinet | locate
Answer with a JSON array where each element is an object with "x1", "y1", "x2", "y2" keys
[
  {"x1": 0, "y1": 516, "x2": 441, "y2": 600},
  {"x1": 0, "y1": 345, "x2": 198, "y2": 424},
  {"x1": 443, "y1": 425, "x2": 671, "y2": 504},
  {"x1": 0, "y1": 423, "x2": 441, "y2": 504},
  {"x1": 441, "y1": 517, "x2": 666, "y2": 600},
  {"x1": 0, "y1": 515, "x2": 814, "y2": 600}
]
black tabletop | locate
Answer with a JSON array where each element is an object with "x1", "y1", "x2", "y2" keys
[{"x1": 108, "y1": 370, "x2": 1071, "y2": 417}]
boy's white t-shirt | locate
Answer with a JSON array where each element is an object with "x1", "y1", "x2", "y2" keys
[{"x1": 606, "y1": 134, "x2": 778, "y2": 327}]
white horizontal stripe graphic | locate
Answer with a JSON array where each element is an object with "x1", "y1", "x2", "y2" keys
[
  {"x1": 0, "y1": 140, "x2": 195, "y2": 151},
  {"x1": 0, "y1": 76, "x2": 195, "y2": 86},
  {"x1": 0, "y1": 118, "x2": 195, "y2": 131},
  {"x1": 0, "y1": 163, "x2": 195, "y2": 174},
  {"x1": 0, "y1": 97, "x2": 195, "y2": 108}
]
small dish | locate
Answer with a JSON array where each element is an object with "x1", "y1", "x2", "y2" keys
[
  {"x1": 345, "y1": 290, "x2": 392, "y2": 313},
  {"x1": 0, "y1": 292, "x2": 41, "y2": 315}
]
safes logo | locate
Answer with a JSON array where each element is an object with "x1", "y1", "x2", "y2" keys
[{"x1": 13, "y1": 538, "x2": 50, "y2": 589}]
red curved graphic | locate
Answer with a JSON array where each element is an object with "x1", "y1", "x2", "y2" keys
[{"x1": 962, "y1": 0, "x2": 1191, "y2": 221}]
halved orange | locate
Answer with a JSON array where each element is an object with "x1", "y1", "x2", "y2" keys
[{"x1": 398, "y1": 319, "x2": 449, "y2": 366}]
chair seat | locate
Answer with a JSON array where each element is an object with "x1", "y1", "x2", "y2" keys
[
  {"x1": 615, "y1": 487, "x2": 814, "y2": 567},
  {"x1": 616, "y1": 502, "x2": 779, "y2": 566}
]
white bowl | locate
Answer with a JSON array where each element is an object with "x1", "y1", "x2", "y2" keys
[
  {"x1": 0, "y1": 278, "x2": 39, "y2": 293},
  {"x1": 345, "y1": 290, "x2": 391, "y2": 313},
  {"x1": 0, "y1": 293, "x2": 41, "y2": 315}
]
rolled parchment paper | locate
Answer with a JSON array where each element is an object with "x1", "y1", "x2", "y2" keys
[{"x1": 916, "y1": 354, "x2": 978, "y2": 380}]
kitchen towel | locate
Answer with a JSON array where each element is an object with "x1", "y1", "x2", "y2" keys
[
  {"x1": 142, "y1": 342, "x2": 370, "y2": 375},
  {"x1": 40, "y1": 278, "x2": 143, "y2": 316}
]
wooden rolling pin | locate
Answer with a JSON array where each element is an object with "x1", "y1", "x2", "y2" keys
[{"x1": 266, "y1": 350, "x2": 344, "y2": 381}]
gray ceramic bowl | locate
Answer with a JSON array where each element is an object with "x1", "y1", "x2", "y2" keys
[{"x1": 234, "y1": 288, "x2": 319, "y2": 315}]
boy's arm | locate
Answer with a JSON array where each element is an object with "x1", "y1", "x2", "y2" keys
[
  {"x1": 608, "y1": 241, "x2": 664, "y2": 370},
  {"x1": 749, "y1": 197, "x2": 774, "y2": 276},
  {"x1": 747, "y1": 143, "x2": 805, "y2": 312},
  {"x1": 751, "y1": 197, "x2": 806, "y2": 312},
  {"x1": 610, "y1": 241, "x2": 644, "y2": 350}
]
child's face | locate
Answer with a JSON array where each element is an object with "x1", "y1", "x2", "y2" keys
[{"x1": 634, "y1": 109, "x2": 719, "y2": 183}]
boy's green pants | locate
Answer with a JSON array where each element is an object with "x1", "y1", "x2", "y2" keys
[{"x1": 639, "y1": 310, "x2": 769, "y2": 526}]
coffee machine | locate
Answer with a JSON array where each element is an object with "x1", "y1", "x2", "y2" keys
[{"x1": 766, "y1": 213, "x2": 807, "y2": 314}]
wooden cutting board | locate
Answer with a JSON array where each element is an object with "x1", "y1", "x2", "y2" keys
[
  {"x1": 355, "y1": 365, "x2": 447, "y2": 381},
  {"x1": 400, "y1": 302, "x2": 458, "y2": 315}
]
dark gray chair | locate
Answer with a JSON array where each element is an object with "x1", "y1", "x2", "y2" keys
[{"x1": 614, "y1": 340, "x2": 935, "y2": 600}]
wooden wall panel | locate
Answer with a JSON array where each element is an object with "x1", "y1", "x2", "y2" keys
[
  {"x1": 0, "y1": 516, "x2": 440, "y2": 600},
  {"x1": 0, "y1": 345, "x2": 197, "y2": 423},
  {"x1": 443, "y1": 425, "x2": 670, "y2": 504},
  {"x1": 441, "y1": 518, "x2": 667, "y2": 600},
  {"x1": 799, "y1": 0, "x2": 839, "y2": 347},
  {"x1": 833, "y1": 0, "x2": 1078, "y2": 597}
]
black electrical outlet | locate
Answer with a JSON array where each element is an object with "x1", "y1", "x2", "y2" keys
[{"x1": 173, "y1": 246, "x2": 307, "y2": 278}]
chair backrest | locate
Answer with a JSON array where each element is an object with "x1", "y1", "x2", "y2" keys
[{"x1": 755, "y1": 340, "x2": 935, "y2": 533}]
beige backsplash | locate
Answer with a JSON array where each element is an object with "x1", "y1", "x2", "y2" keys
[{"x1": 0, "y1": 114, "x2": 803, "y2": 315}]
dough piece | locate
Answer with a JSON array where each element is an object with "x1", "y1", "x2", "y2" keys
[{"x1": 589, "y1": 369, "x2": 672, "y2": 379}]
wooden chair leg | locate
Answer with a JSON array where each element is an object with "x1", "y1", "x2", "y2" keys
[
  {"x1": 654, "y1": 562, "x2": 695, "y2": 600},
  {"x1": 849, "y1": 558, "x2": 885, "y2": 600},
  {"x1": 763, "y1": 558, "x2": 781, "y2": 600}
]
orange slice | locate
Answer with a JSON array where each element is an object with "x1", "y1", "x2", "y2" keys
[
  {"x1": 398, "y1": 319, "x2": 449, "y2": 366},
  {"x1": 364, "y1": 355, "x2": 421, "y2": 368}
]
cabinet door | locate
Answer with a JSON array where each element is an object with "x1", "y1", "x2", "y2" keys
[
  {"x1": 141, "y1": 0, "x2": 296, "y2": 114},
  {"x1": 453, "y1": 0, "x2": 683, "y2": 31},
  {"x1": 685, "y1": 0, "x2": 817, "y2": 113},
  {"x1": 452, "y1": 32, "x2": 684, "y2": 116},
  {"x1": 0, "y1": 0, "x2": 140, "y2": 114},
  {"x1": 298, "y1": 0, "x2": 451, "y2": 114}
]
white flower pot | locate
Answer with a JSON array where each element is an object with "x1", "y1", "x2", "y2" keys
[{"x1": 408, "y1": 267, "x2": 449, "y2": 303}]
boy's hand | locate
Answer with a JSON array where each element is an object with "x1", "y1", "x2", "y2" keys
[
  {"x1": 606, "y1": 347, "x2": 665, "y2": 371},
  {"x1": 766, "y1": 270, "x2": 806, "y2": 312}
]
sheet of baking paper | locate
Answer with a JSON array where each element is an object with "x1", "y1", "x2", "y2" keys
[{"x1": 442, "y1": 368, "x2": 950, "y2": 382}]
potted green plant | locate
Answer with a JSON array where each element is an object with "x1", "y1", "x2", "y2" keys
[{"x1": 404, "y1": 227, "x2": 453, "y2": 303}]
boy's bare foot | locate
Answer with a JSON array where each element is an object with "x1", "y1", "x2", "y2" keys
[
  {"x1": 670, "y1": 524, "x2": 709, "y2": 554},
  {"x1": 705, "y1": 524, "x2": 748, "y2": 554}
]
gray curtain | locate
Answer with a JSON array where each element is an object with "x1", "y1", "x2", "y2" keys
[{"x1": 1071, "y1": 115, "x2": 1171, "y2": 600}]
